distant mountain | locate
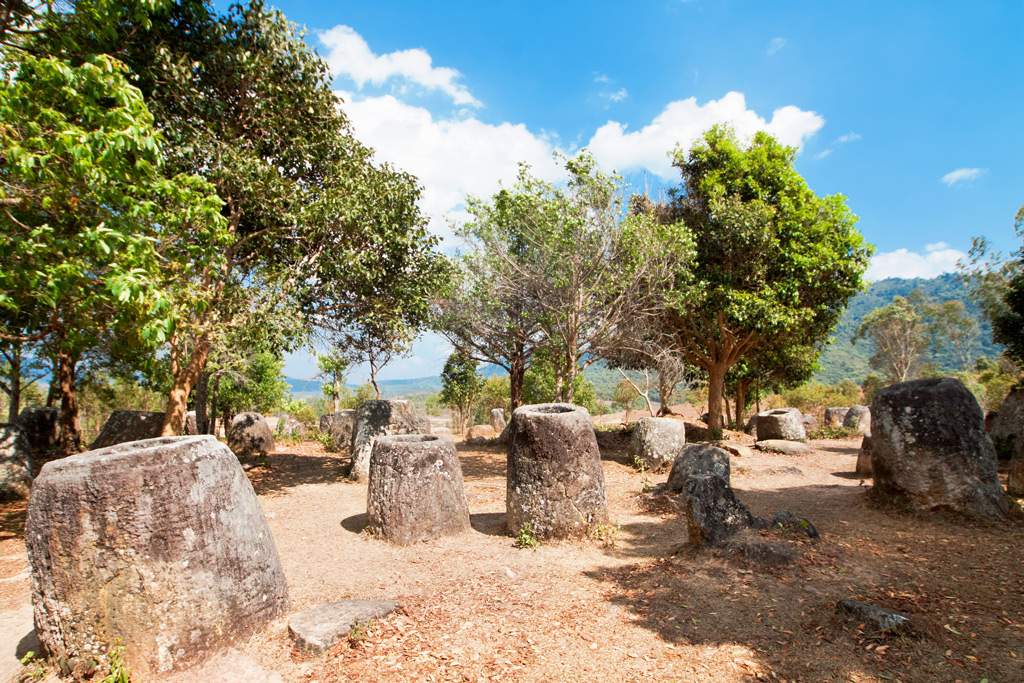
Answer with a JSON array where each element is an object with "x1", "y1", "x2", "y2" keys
[
  {"x1": 285, "y1": 375, "x2": 442, "y2": 400},
  {"x1": 814, "y1": 272, "x2": 999, "y2": 384}
]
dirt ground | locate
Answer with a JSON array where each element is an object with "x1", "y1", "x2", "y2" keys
[{"x1": 2, "y1": 427, "x2": 1023, "y2": 683}]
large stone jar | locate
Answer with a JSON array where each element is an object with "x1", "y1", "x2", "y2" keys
[
  {"x1": 870, "y1": 378, "x2": 1006, "y2": 519},
  {"x1": 506, "y1": 403, "x2": 608, "y2": 540},
  {"x1": 755, "y1": 408, "x2": 806, "y2": 441},
  {"x1": 366, "y1": 434, "x2": 470, "y2": 545},
  {"x1": 25, "y1": 436, "x2": 289, "y2": 677},
  {"x1": 349, "y1": 400, "x2": 421, "y2": 481}
]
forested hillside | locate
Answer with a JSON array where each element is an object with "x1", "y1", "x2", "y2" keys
[{"x1": 814, "y1": 273, "x2": 999, "y2": 384}]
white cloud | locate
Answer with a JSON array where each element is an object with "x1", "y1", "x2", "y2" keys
[
  {"x1": 336, "y1": 91, "x2": 561, "y2": 245},
  {"x1": 586, "y1": 91, "x2": 825, "y2": 179},
  {"x1": 814, "y1": 148, "x2": 833, "y2": 160},
  {"x1": 318, "y1": 25, "x2": 481, "y2": 107},
  {"x1": 602, "y1": 87, "x2": 629, "y2": 103},
  {"x1": 767, "y1": 37, "x2": 787, "y2": 55},
  {"x1": 815, "y1": 131, "x2": 861, "y2": 160},
  {"x1": 941, "y1": 167, "x2": 986, "y2": 187},
  {"x1": 594, "y1": 73, "x2": 610, "y2": 83},
  {"x1": 866, "y1": 245, "x2": 967, "y2": 281},
  {"x1": 836, "y1": 132, "x2": 861, "y2": 144}
]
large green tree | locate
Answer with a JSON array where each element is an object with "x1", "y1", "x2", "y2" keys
[
  {"x1": 646, "y1": 125, "x2": 872, "y2": 433},
  {"x1": 0, "y1": 50, "x2": 227, "y2": 452},
  {"x1": 852, "y1": 290, "x2": 932, "y2": 383},
  {"x1": 48, "y1": 0, "x2": 447, "y2": 436}
]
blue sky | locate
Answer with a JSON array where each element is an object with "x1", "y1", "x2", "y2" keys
[{"x1": 270, "y1": 0, "x2": 1024, "y2": 381}]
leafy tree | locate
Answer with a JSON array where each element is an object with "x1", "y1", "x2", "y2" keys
[
  {"x1": 0, "y1": 337, "x2": 49, "y2": 422},
  {"x1": 929, "y1": 299, "x2": 979, "y2": 372},
  {"x1": 48, "y1": 0, "x2": 448, "y2": 435},
  {"x1": 612, "y1": 378, "x2": 645, "y2": 419},
  {"x1": 852, "y1": 290, "x2": 931, "y2": 382},
  {"x1": 471, "y1": 375, "x2": 511, "y2": 425},
  {"x1": 641, "y1": 125, "x2": 872, "y2": 433},
  {"x1": 316, "y1": 351, "x2": 351, "y2": 413},
  {"x1": 440, "y1": 153, "x2": 690, "y2": 407},
  {"x1": 0, "y1": 50, "x2": 227, "y2": 453},
  {"x1": 439, "y1": 351, "x2": 483, "y2": 433},
  {"x1": 327, "y1": 318, "x2": 414, "y2": 400},
  {"x1": 985, "y1": 207, "x2": 1024, "y2": 367},
  {"x1": 522, "y1": 352, "x2": 601, "y2": 415},
  {"x1": 217, "y1": 350, "x2": 289, "y2": 419}
]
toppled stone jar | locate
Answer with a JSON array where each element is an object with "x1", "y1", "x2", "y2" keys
[{"x1": 25, "y1": 435, "x2": 289, "y2": 678}]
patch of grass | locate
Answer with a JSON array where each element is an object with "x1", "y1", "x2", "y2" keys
[
  {"x1": 590, "y1": 522, "x2": 622, "y2": 548},
  {"x1": 17, "y1": 651, "x2": 45, "y2": 682},
  {"x1": 101, "y1": 642, "x2": 131, "y2": 683},
  {"x1": 808, "y1": 425, "x2": 859, "y2": 439}
]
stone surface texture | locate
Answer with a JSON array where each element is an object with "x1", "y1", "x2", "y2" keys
[
  {"x1": 288, "y1": 600, "x2": 399, "y2": 653},
  {"x1": 320, "y1": 410, "x2": 355, "y2": 452},
  {"x1": 350, "y1": 400, "x2": 422, "y2": 481},
  {"x1": 990, "y1": 387, "x2": 1024, "y2": 458},
  {"x1": 628, "y1": 417, "x2": 686, "y2": 472},
  {"x1": 25, "y1": 436, "x2": 288, "y2": 678},
  {"x1": 843, "y1": 405, "x2": 872, "y2": 435},
  {"x1": 870, "y1": 377, "x2": 1007, "y2": 519},
  {"x1": 1008, "y1": 436, "x2": 1024, "y2": 496},
  {"x1": 366, "y1": 434, "x2": 470, "y2": 545},
  {"x1": 90, "y1": 410, "x2": 165, "y2": 450},
  {"x1": 506, "y1": 403, "x2": 608, "y2": 539},
  {"x1": 16, "y1": 407, "x2": 59, "y2": 454},
  {"x1": 824, "y1": 407, "x2": 851, "y2": 428},
  {"x1": 665, "y1": 444, "x2": 731, "y2": 494},
  {"x1": 836, "y1": 600, "x2": 911, "y2": 633},
  {"x1": 677, "y1": 474, "x2": 755, "y2": 547},
  {"x1": 489, "y1": 409, "x2": 507, "y2": 433},
  {"x1": 228, "y1": 412, "x2": 275, "y2": 461},
  {"x1": 0, "y1": 424, "x2": 33, "y2": 499},
  {"x1": 184, "y1": 411, "x2": 198, "y2": 436},
  {"x1": 856, "y1": 436, "x2": 874, "y2": 476},
  {"x1": 755, "y1": 439, "x2": 813, "y2": 455},
  {"x1": 465, "y1": 424, "x2": 497, "y2": 444},
  {"x1": 755, "y1": 408, "x2": 806, "y2": 441}
]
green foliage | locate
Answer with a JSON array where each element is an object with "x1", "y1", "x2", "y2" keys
[
  {"x1": 861, "y1": 374, "x2": 887, "y2": 404},
  {"x1": 590, "y1": 522, "x2": 622, "y2": 548},
  {"x1": 990, "y1": 207, "x2": 1024, "y2": 367},
  {"x1": 471, "y1": 375, "x2": 511, "y2": 425},
  {"x1": 654, "y1": 125, "x2": 872, "y2": 431},
  {"x1": 513, "y1": 522, "x2": 541, "y2": 549},
  {"x1": 807, "y1": 425, "x2": 859, "y2": 439},
  {"x1": 523, "y1": 353, "x2": 601, "y2": 414},
  {"x1": 424, "y1": 393, "x2": 444, "y2": 416},
  {"x1": 440, "y1": 351, "x2": 483, "y2": 432},
  {"x1": 218, "y1": 351, "x2": 288, "y2": 415},
  {"x1": 853, "y1": 290, "x2": 932, "y2": 382},
  {"x1": 17, "y1": 649, "x2": 45, "y2": 682},
  {"x1": 612, "y1": 379, "x2": 644, "y2": 412},
  {"x1": 774, "y1": 380, "x2": 861, "y2": 415},
  {"x1": 101, "y1": 642, "x2": 131, "y2": 683},
  {"x1": 316, "y1": 351, "x2": 351, "y2": 411},
  {"x1": 338, "y1": 383, "x2": 377, "y2": 410}
]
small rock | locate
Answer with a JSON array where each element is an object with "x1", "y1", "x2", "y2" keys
[
  {"x1": 755, "y1": 439, "x2": 812, "y2": 455},
  {"x1": 836, "y1": 599, "x2": 912, "y2": 634},
  {"x1": 501, "y1": 566, "x2": 515, "y2": 579},
  {"x1": 761, "y1": 466, "x2": 804, "y2": 477},
  {"x1": 711, "y1": 440, "x2": 753, "y2": 458},
  {"x1": 288, "y1": 600, "x2": 399, "y2": 653},
  {"x1": 465, "y1": 424, "x2": 496, "y2": 445},
  {"x1": 727, "y1": 537, "x2": 797, "y2": 567}
]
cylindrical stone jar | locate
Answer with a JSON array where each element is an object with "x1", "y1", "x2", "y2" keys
[
  {"x1": 506, "y1": 403, "x2": 608, "y2": 540},
  {"x1": 25, "y1": 436, "x2": 289, "y2": 678},
  {"x1": 366, "y1": 434, "x2": 470, "y2": 545}
]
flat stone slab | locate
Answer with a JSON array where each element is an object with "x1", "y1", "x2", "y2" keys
[
  {"x1": 288, "y1": 600, "x2": 399, "y2": 653},
  {"x1": 755, "y1": 439, "x2": 812, "y2": 455},
  {"x1": 712, "y1": 440, "x2": 753, "y2": 458}
]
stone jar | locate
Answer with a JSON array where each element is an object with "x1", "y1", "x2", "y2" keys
[
  {"x1": 756, "y1": 408, "x2": 806, "y2": 441},
  {"x1": 366, "y1": 434, "x2": 470, "y2": 545},
  {"x1": 506, "y1": 403, "x2": 608, "y2": 540},
  {"x1": 870, "y1": 377, "x2": 1006, "y2": 519},
  {"x1": 25, "y1": 436, "x2": 289, "y2": 678}
]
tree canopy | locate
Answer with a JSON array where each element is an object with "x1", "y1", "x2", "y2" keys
[{"x1": 643, "y1": 125, "x2": 873, "y2": 432}]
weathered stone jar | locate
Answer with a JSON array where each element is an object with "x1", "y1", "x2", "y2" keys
[
  {"x1": 25, "y1": 436, "x2": 289, "y2": 678},
  {"x1": 506, "y1": 403, "x2": 608, "y2": 540},
  {"x1": 755, "y1": 408, "x2": 806, "y2": 441},
  {"x1": 350, "y1": 400, "x2": 422, "y2": 481},
  {"x1": 870, "y1": 377, "x2": 1006, "y2": 519},
  {"x1": 366, "y1": 434, "x2": 470, "y2": 545}
]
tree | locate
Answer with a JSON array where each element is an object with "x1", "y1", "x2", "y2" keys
[
  {"x1": 981, "y1": 207, "x2": 1024, "y2": 367},
  {"x1": 642, "y1": 125, "x2": 872, "y2": 433},
  {"x1": 0, "y1": 50, "x2": 227, "y2": 453},
  {"x1": 439, "y1": 351, "x2": 483, "y2": 433},
  {"x1": 217, "y1": 350, "x2": 289, "y2": 419},
  {"x1": 316, "y1": 351, "x2": 351, "y2": 414},
  {"x1": 929, "y1": 299, "x2": 979, "y2": 372},
  {"x1": 439, "y1": 153, "x2": 691, "y2": 407},
  {"x1": 49, "y1": 1, "x2": 447, "y2": 436},
  {"x1": 852, "y1": 291, "x2": 931, "y2": 382},
  {"x1": 326, "y1": 318, "x2": 414, "y2": 400}
]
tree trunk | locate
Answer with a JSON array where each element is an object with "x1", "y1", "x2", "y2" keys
[
  {"x1": 195, "y1": 369, "x2": 210, "y2": 434},
  {"x1": 509, "y1": 358, "x2": 525, "y2": 411},
  {"x1": 161, "y1": 337, "x2": 211, "y2": 436},
  {"x1": 735, "y1": 380, "x2": 748, "y2": 427},
  {"x1": 706, "y1": 362, "x2": 727, "y2": 435},
  {"x1": 208, "y1": 377, "x2": 220, "y2": 436},
  {"x1": 724, "y1": 394, "x2": 733, "y2": 429},
  {"x1": 46, "y1": 357, "x2": 58, "y2": 408},
  {"x1": 6, "y1": 343, "x2": 21, "y2": 423},
  {"x1": 56, "y1": 346, "x2": 81, "y2": 456}
]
